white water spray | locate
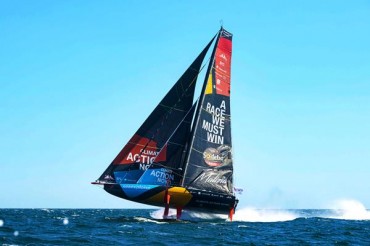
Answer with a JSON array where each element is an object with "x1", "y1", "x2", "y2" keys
[
  {"x1": 232, "y1": 207, "x2": 298, "y2": 222},
  {"x1": 63, "y1": 218, "x2": 69, "y2": 225},
  {"x1": 149, "y1": 199, "x2": 369, "y2": 222},
  {"x1": 150, "y1": 207, "x2": 297, "y2": 222},
  {"x1": 329, "y1": 199, "x2": 370, "y2": 220},
  {"x1": 150, "y1": 208, "x2": 226, "y2": 221}
]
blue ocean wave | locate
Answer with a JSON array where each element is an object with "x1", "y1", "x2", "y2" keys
[{"x1": 0, "y1": 208, "x2": 369, "y2": 245}]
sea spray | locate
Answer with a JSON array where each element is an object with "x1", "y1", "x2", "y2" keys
[
  {"x1": 328, "y1": 199, "x2": 370, "y2": 220},
  {"x1": 150, "y1": 208, "x2": 226, "y2": 221},
  {"x1": 150, "y1": 207, "x2": 298, "y2": 222},
  {"x1": 63, "y1": 218, "x2": 69, "y2": 225},
  {"x1": 150, "y1": 199, "x2": 369, "y2": 222},
  {"x1": 233, "y1": 207, "x2": 298, "y2": 222}
]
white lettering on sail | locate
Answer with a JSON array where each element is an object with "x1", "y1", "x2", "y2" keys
[
  {"x1": 206, "y1": 132, "x2": 224, "y2": 144},
  {"x1": 150, "y1": 169, "x2": 174, "y2": 184},
  {"x1": 198, "y1": 172, "x2": 227, "y2": 185},
  {"x1": 126, "y1": 148, "x2": 159, "y2": 166},
  {"x1": 139, "y1": 163, "x2": 151, "y2": 170},
  {"x1": 202, "y1": 100, "x2": 226, "y2": 144},
  {"x1": 219, "y1": 53, "x2": 227, "y2": 61}
]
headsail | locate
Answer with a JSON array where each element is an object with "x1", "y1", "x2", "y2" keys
[
  {"x1": 136, "y1": 102, "x2": 197, "y2": 186},
  {"x1": 96, "y1": 35, "x2": 216, "y2": 184},
  {"x1": 182, "y1": 28, "x2": 234, "y2": 195}
]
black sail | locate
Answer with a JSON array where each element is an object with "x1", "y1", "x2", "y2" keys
[
  {"x1": 97, "y1": 35, "x2": 216, "y2": 184},
  {"x1": 182, "y1": 28, "x2": 234, "y2": 195},
  {"x1": 136, "y1": 103, "x2": 197, "y2": 186}
]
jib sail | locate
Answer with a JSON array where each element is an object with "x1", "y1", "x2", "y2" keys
[
  {"x1": 96, "y1": 35, "x2": 216, "y2": 184},
  {"x1": 182, "y1": 28, "x2": 234, "y2": 195},
  {"x1": 136, "y1": 103, "x2": 197, "y2": 186}
]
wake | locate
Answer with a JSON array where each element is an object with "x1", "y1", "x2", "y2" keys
[
  {"x1": 327, "y1": 199, "x2": 370, "y2": 220},
  {"x1": 232, "y1": 207, "x2": 298, "y2": 222},
  {"x1": 150, "y1": 209, "x2": 227, "y2": 221},
  {"x1": 234, "y1": 199, "x2": 370, "y2": 222},
  {"x1": 149, "y1": 199, "x2": 370, "y2": 222}
]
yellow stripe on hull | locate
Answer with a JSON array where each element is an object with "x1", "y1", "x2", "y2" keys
[{"x1": 144, "y1": 187, "x2": 192, "y2": 207}]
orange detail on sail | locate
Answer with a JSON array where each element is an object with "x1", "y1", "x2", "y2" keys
[
  {"x1": 154, "y1": 143, "x2": 167, "y2": 162},
  {"x1": 114, "y1": 134, "x2": 161, "y2": 165}
]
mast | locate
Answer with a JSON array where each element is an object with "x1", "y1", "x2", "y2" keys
[{"x1": 181, "y1": 27, "x2": 234, "y2": 195}]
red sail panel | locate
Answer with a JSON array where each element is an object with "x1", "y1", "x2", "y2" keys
[
  {"x1": 113, "y1": 134, "x2": 166, "y2": 165},
  {"x1": 214, "y1": 37, "x2": 232, "y2": 96}
]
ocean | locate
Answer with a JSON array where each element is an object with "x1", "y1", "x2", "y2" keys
[{"x1": 1, "y1": 208, "x2": 369, "y2": 245}]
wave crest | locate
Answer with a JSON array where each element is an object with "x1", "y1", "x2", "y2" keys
[{"x1": 329, "y1": 199, "x2": 370, "y2": 220}]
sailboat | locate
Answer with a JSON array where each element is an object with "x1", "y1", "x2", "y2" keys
[{"x1": 92, "y1": 27, "x2": 238, "y2": 220}]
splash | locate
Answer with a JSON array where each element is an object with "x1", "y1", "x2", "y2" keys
[
  {"x1": 232, "y1": 207, "x2": 298, "y2": 222},
  {"x1": 150, "y1": 208, "x2": 174, "y2": 220},
  {"x1": 150, "y1": 208, "x2": 297, "y2": 222},
  {"x1": 63, "y1": 218, "x2": 69, "y2": 225},
  {"x1": 135, "y1": 217, "x2": 168, "y2": 224},
  {"x1": 150, "y1": 209, "x2": 226, "y2": 221},
  {"x1": 0, "y1": 219, "x2": 3, "y2": 227},
  {"x1": 329, "y1": 199, "x2": 370, "y2": 220}
]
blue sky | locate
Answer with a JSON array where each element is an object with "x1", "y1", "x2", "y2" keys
[{"x1": 1, "y1": 0, "x2": 369, "y2": 209}]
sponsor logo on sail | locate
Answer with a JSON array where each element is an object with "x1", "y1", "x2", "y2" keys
[
  {"x1": 198, "y1": 172, "x2": 227, "y2": 185},
  {"x1": 149, "y1": 168, "x2": 174, "y2": 184},
  {"x1": 203, "y1": 145, "x2": 231, "y2": 167}
]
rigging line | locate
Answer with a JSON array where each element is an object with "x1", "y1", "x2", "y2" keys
[
  {"x1": 181, "y1": 30, "x2": 222, "y2": 187},
  {"x1": 184, "y1": 169, "x2": 205, "y2": 189},
  {"x1": 166, "y1": 141, "x2": 185, "y2": 147},
  {"x1": 142, "y1": 162, "x2": 184, "y2": 177},
  {"x1": 101, "y1": 33, "x2": 217, "y2": 181},
  {"x1": 129, "y1": 34, "x2": 218, "y2": 162},
  {"x1": 152, "y1": 32, "x2": 218, "y2": 120},
  {"x1": 135, "y1": 100, "x2": 199, "y2": 184},
  {"x1": 124, "y1": 66, "x2": 199, "y2": 173},
  {"x1": 155, "y1": 54, "x2": 212, "y2": 116},
  {"x1": 158, "y1": 104, "x2": 187, "y2": 111},
  {"x1": 153, "y1": 33, "x2": 217, "y2": 122},
  {"x1": 172, "y1": 31, "x2": 218, "y2": 106},
  {"x1": 131, "y1": 54, "x2": 213, "y2": 163}
]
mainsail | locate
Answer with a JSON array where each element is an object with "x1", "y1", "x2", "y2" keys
[{"x1": 182, "y1": 28, "x2": 233, "y2": 195}]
